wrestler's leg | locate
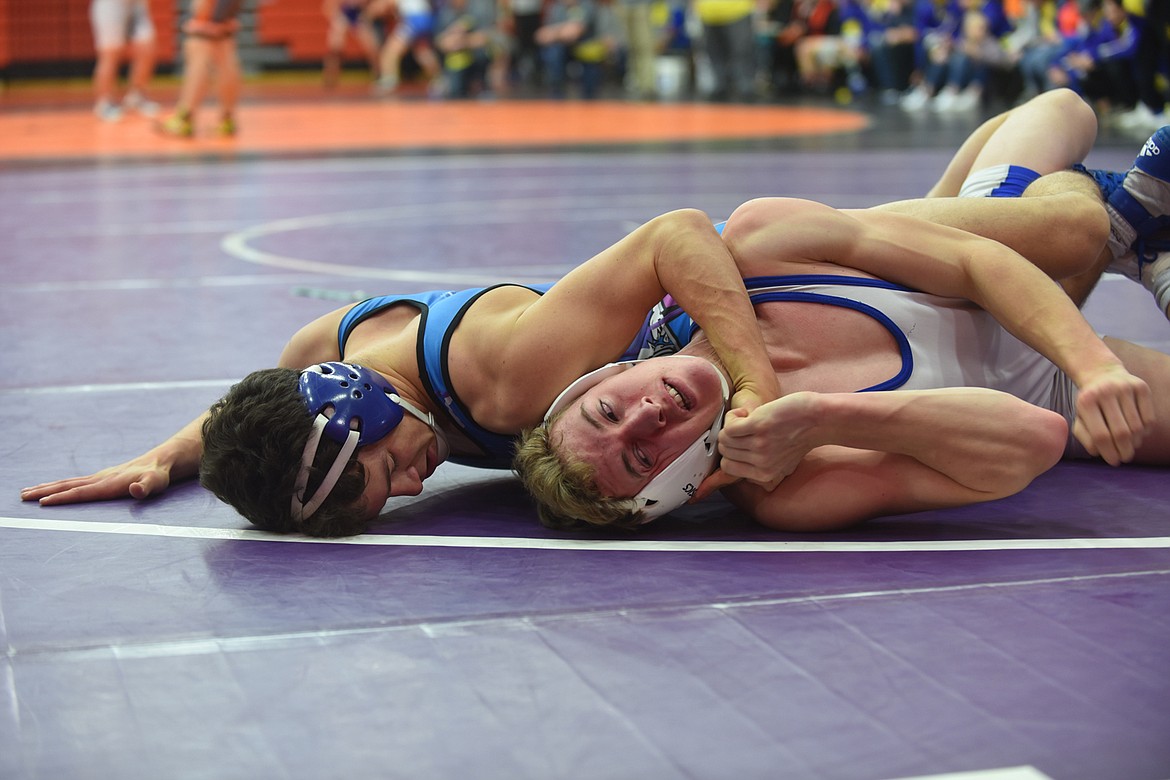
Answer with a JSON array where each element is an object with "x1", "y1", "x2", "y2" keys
[
  {"x1": 869, "y1": 171, "x2": 1110, "y2": 295},
  {"x1": 925, "y1": 88, "x2": 1097, "y2": 198},
  {"x1": 1017, "y1": 172, "x2": 1115, "y2": 304}
]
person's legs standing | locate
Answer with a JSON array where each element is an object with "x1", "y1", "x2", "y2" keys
[{"x1": 90, "y1": 0, "x2": 127, "y2": 120}]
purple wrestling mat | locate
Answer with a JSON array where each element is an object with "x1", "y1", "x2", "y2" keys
[{"x1": 1, "y1": 125, "x2": 1167, "y2": 780}]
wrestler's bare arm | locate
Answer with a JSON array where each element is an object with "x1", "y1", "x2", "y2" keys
[
  {"x1": 20, "y1": 308, "x2": 348, "y2": 506},
  {"x1": 482, "y1": 208, "x2": 781, "y2": 429},
  {"x1": 722, "y1": 198, "x2": 1154, "y2": 465},
  {"x1": 719, "y1": 389, "x2": 1069, "y2": 530}
]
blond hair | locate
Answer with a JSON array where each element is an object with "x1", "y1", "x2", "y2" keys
[{"x1": 512, "y1": 416, "x2": 647, "y2": 531}]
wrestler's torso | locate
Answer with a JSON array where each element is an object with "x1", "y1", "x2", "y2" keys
[
  {"x1": 753, "y1": 296, "x2": 903, "y2": 393},
  {"x1": 337, "y1": 284, "x2": 549, "y2": 466},
  {"x1": 685, "y1": 272, "x2": 1060, "y2": 406}
]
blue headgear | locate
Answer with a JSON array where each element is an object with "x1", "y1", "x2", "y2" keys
[{"x1": 291, "y1": 362, "x2": 449, "y2": 522}]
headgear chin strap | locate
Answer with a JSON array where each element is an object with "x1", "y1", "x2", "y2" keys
[
  {"x1": 291, "y1": 362, "x2": 450, "y2": 523},
  {"x1": 544, "y1": 355, "x2": 730, "y2": 522}
]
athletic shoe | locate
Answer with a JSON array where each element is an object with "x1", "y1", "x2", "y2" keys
[
  {"x1": 900, "y1": 87, "x2": 931, "y2": 111},
  {"x1": 123, "y1": 91, "x2": 161, "y2": 117},
  {"x1": 94, "y1": 100, "x2": 123, "y2": 122},
  {"x1": 216, "y1": 114, "x2": 238, "y2": 137},
  {"x1": 373, "y1": 75, "x2": 399, "y2": 96},
  {"x1": 1108, "y1": 126, "x2": 1170, "y2": 240},
  {"x1": 1116, "y1": 103, "x2": 1166, "y2": 133},
  {"x1": 155, "y1": 112, "x2": 194, "y2": 138},
  {"x1": 931, "y1": 89, "x2": 956, "y2": 112},
  {"x1": 1096, "y1": 127, "x2": 1170, "y2": 278}
]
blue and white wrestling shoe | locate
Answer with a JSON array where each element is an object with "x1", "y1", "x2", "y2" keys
[
  {"x1": 1107, "y1": 126, "x2": 1170, "y2": 264},
  {"x1": 1080, "y1": 127, "x2": 1170, "y2": 288}
]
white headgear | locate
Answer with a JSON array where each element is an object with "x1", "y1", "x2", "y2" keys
[{"x1": 544, "y1": 355, "x2": 730, "y2": 521}]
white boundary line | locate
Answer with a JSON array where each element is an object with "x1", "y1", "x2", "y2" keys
[
  {"x1": 2, "y1": 516, "x2": 1169, "y2": 553},
  {"x1": 218, "y1": 194, "x2": 729, "y2": 285},
  {"x1": 18, "y1": 571, "x2": 1169, "y2": 662},
  {"x1": 885, "y1": 767, "x2": 1054, "y2": 780}
]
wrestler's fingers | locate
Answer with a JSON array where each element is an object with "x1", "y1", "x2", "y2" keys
[
  {"x1": 691, "y1": 468, "x2": 740, "y2": 502},
  {"x1": 1092, "y1": 396, "x2": 1144, "y2": 464},
  {"x1": 720, "y1": 406, "x2": 752, "y2": 433},
  {"x1": 20, "y1": 477, "x2": 97, "y2": 502},
  {"x1": 1071, "y1": 417, "x2": 1100, "y2": 460},
  {"x1": 1074, "y1": 406, "x2": 1127, "y2": 466},
  {"x1": 128, "y1": 472, "x2": 169, "y2": 500},
  {"x1": 35, "y1": 478, "x2": 125, "y2": 506}
]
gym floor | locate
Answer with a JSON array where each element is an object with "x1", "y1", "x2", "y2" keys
[{"x1": 1, "y1": 81, "x2": 1168, "y2": 780}]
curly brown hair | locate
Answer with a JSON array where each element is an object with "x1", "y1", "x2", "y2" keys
[{"x1": 199, "y1": 368, "x2": 369, "y2": 537}]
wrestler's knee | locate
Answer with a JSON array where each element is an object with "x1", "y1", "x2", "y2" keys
[
  {"x1": 1054, "y1": 187, "x2": 1111, "y2": 249},
  {"x1": 1025, "y1": 173, "x2": 1109, "y2": 236},
  {"x1": 1030, "y1": 87, "x2": 1097, "y2": 132}
]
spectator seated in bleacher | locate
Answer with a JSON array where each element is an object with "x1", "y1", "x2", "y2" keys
[
  {"x1": 901, "y1": 0, "x2": 1013, "y2": 111},
  {"x1": 434, "y1": 0, "x2": 510, "y2": 97},
  {"x1": 864, "y1": 0, "x2": 921, "y2": 104},
  {"x1": 793, "y1": 0, "x2": 870, "y2": 100},
  {"x1": 1110, "y1": 0, "x2": 1169, "y2": 133},
  {"x1": 1046, "y1": 0, "x2": 1140, "y2": 119},
  {"x1": 536, "y1": 0, "x2": 620, "y2": 98},
  {"x1": 1002, "y1": 0, "x2": 1067, "y2": 101},
  {"x1": 650, "y1": 0, "x2": 694, "y2": 99}
]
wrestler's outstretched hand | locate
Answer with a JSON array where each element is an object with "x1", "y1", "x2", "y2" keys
[
  {"x1": 21, "y1": 455, "x2": 177, "y2": 506},
  {"x1": 1072, "y1": 365, "x2": 1155, "y2": 466}
]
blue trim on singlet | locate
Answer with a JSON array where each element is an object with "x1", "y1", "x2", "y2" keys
[
  {"x1": 742, "y1": 274, "x2": 916, "y2": 392},
  {"x1": 339, "y1": 284, "x2": 554, "y2": 468},
  {"x1": 745, "y1": 274, "x2": 915, "y2": 292},
  {"x1": 987, "y1": 165, "x2": 1042, "y2": 198}
]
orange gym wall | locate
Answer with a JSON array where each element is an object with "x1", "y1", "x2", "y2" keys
[
  {"x1": 0, "y1": 0, "x2": 359, "y2": 73},
  {"x1": 0, "y1": 0, "x2": 178, "y2": 71}
]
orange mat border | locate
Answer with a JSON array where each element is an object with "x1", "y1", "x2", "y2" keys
[{"x1": 0, "y1": 99, "x2": 870, "y2": 162}]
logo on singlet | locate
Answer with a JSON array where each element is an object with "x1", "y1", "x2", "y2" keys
[{"x1": 635, "y1": 299, "x2": 685, "y2": 360}]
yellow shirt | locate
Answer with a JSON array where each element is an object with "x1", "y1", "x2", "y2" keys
[{"x1": 694, "y1": 0, "x2": 754, "y2": 25}]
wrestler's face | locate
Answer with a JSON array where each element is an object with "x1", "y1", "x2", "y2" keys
[
  {"x1": 354, "y1": 415, "x2": 444, "y2": 519},
  {"x1": 550, "y1": 357, "x2": 724, "y2": 498}
]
